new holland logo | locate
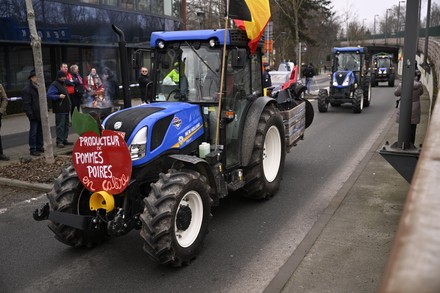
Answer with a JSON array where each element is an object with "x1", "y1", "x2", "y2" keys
[
  {"x1": 172, "y1": 116, "x2": 182, "y2": 129},
  {"x1": 114, "y1": 121, "x2": 122, "y2": 130}
]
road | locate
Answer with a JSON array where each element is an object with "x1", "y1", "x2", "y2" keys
[{"x1": 0, "y1": 84, "x2": 397, "y2": 292}]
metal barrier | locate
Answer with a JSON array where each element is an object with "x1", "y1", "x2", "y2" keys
[{"x1": 379, "y1": 36, "x2": 440, "y2": 293}]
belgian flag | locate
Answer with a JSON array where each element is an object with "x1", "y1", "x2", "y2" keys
[{"x1": 229, "y1": 0, "x2": 271, "y2": 53}]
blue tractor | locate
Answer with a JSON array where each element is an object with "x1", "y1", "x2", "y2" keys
[
  {"x1": 318, "y1": 47, "x2": 371, "y2": 113},
  {"x1": 33, "y1": 29, "x2": 313, "y2": 266},
  {"x1": 370, "y1": 52, "x2": 395, "y2": 87}
]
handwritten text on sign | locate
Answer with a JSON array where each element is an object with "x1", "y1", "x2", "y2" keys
[{"x1": 72, "y1": 130, "x2": 132, "y2": 194}]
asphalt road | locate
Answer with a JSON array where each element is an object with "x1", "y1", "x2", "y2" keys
[{"x1": 0, "y1": 84, "x2": 397, "y2": 292}]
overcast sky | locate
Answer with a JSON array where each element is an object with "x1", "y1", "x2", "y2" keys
[{"x1": 330, "y1": 0, "x2": 439, "y2": 29}]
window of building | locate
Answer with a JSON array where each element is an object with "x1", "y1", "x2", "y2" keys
[
  {"x1": 120, "y1": 0, "x2": 135, "y2": 9},
  {"x1": 138, "y1": 0, "x2": 150, "y2": 11},
  {"x1": 102, "y1": 0, "x2": 117, "y2": 6},
  {"x1": 151, "y1": 0, "x2": 163, "y2": 14},
  {"x1": 79, "y1": 0, "x2": 99, "y2": 4}
]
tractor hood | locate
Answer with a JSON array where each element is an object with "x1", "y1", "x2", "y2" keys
[
  {"x1": 332, "y1": 71, "x2": 355, "y2": 88},
  {"x1": 103, "y1": 102, "x2": 204, "y2": 166}
]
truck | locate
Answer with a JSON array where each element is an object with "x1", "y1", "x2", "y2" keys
[
  {"x1": 318, "y1": 47, "x2": 371, "y2": 113},
  {"x1": 33, "y1": 29, "x2": 314, "y2": 267},
  {"x1": 370, "y1": 52, "x2": 395, "y2": 87}
]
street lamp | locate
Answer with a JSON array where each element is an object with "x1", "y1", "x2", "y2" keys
[
  {"x1": 196, "y1": 11, "x2": 205, "y2": 29},
  {"x1": 397, "y1": 1, "x2": 405, "y2": 44},
  {"x1": 374, "y1": 14, "x2": 379, "y2": 42},
  {"x1": 385, "y1": 8, "x2": 392, "y2": 44}
]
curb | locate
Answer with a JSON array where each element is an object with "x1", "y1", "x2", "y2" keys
[{"x1": 0, "y1": 177, "x2": 52, "y2": 192}]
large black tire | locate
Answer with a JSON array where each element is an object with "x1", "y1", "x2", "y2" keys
[
  {"x1": 140, "y1": 169, "x2": 212, "y2": 267},
  {"x1": 363, "y1": 76, "x2": 371, "y2": 107},
  {"x1": 242, "y1": 105, "x2": 286, "y2": 200},
  {"x1": 317, "y1": 89, "x2": 329, "y2": 113},
  {"x1": 371, "y1": 74, "x2": 376, "y2": 87},
  {"x1": 352, "y1": 89, "x2": 364, "y2": 113},
  {"x1": 46, "y1": 166, "x2": 108, "y2": 247},
  {"x1": 388, "y1": 74, "x2": 395, "y2": 87},
  {"x1": 304, "y1": 99, "x2": 314, "y2": 128}
]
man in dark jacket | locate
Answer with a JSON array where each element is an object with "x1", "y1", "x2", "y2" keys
[
  {"x1": 137, "y1": 67, "x2": 151, "y2": 103},
  {"x1": 47, "y1": 70, "x2": 72, "y2": 148},
  {"x1": 302, "y1": 63, "x2": 315, "y2": 95},
  {"x1": 102, "y1": 67, "x2": 119, "y2": 104},
  {"x1": 22, "y1": 69, "x2": 44, "y2": 156}
]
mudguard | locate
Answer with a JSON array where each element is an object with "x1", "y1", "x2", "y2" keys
[{"x1": 241, "y1": 96, "x2": 275, "y2": 167}]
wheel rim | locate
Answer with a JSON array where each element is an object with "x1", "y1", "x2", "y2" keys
[
  {"x1": 175, "y1": 190, "x2": 204, "y2": 248},
  {"x1": 263, "y1": 125, "x2": 282, "y2": 182},
  {"x1": 360, "y1": 92, "x2": 364, "y2": 109}
]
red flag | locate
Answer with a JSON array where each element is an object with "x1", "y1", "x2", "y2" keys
[{"x1": 232, "y1": 0, "x2": 271, "y2": 54}]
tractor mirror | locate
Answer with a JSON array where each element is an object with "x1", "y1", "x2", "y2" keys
[{"x1": 232, "y1": 48, "x2": 247, "y2": 68}]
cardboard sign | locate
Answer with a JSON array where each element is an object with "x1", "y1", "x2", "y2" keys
[{"x1": 72, "y1": 130, "x2": 132, "y2": 194}]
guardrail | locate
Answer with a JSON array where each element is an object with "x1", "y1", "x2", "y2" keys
[{"x1": 379, "y1": 37, "x2": 440, "y2": 292}]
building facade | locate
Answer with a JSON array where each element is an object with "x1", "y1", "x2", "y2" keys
[{"x1": 0, "y1": 0, "x2": 185, "y2": 95}]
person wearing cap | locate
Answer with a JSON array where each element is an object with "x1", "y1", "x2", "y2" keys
[
  {"x1": 22, "y1": 69, "x2": 44, "y2": 156},
  {"x1": 47, "y1": 70, "x2": 72, "y2": 148},
  {"x1": 0, "y1": 82, "x2": 9, "y2": 161}
]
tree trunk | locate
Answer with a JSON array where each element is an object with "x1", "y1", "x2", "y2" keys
[{"x1": 25, "y1": 0, "x2": 55, "y2": 164}]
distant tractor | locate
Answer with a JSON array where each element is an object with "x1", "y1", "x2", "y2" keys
[
  {"x1": 318, "y1": 47, "x2": 371, "y2": 113},
  {"x1": 370, "y1": 52, "x2": 395, "y2": 87}
]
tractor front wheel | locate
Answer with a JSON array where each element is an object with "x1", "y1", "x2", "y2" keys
[
  {"x1": 318, "y1": 89, "x2": 329, "y2": 112},
  {"x1": 352, "y1": 89, "x2": 364, "y2": 113},
  {"x1": 46, "y1": 166, "x2": 108, "y2": 247},
  {"x1": 140, "y1": 169, "x2": 212, "y2": 267}
]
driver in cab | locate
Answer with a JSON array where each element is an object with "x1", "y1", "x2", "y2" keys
[{"x1": 164, "y1": 62, "x2": 180, "y2": 85}]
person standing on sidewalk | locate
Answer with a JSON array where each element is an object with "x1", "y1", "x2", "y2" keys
[
  {"x1": 47, "y1": 70, "x2": 72, "y2": 148},
  {"x1": 22, "y1": 69, "x2": 44, "y2": 156},
  {"x1": 302, "y1": 62, "x2": 315, "y2": 95},
  {"x1": 394, "y1": 70, "x2": 423, "y2": 145},
  {"x1": 0, "y1": 83, "x2": 9, "y2": 161},
  {"x1": 70, "y1": 64, "x2": 84, "y2": 115}
]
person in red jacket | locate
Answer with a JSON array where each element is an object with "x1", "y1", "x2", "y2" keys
[{"x1": 60, "y1": 63, "x2": 75, "y2": 121}]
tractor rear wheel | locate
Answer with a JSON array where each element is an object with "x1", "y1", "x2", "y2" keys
[
  {"x1": 46, "y1": 166, "x2": 108, "y2": 247},
  {"x1": 140, "y1": 169, "x2": 212, "y2": 267},
  {"x1": 318, "y1": 89, "x2": 329, "y2": 112},
  {"x1": 242, "y1": 105, "x2": 285, "y2": 200},
  {"x1": 352, "y1": 89, "x2": 364, "y2": 113}
]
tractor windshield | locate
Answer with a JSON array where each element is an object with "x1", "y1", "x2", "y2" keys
[
  {"x1": 336, "y1": 53, "x2": 361, "y2": 72},
  {"x1": 376, "y1": 58, "x2": 391, "y2": 68},
  {"x1": 154, "y1": 44, "x2": 222, "y2": 103}
]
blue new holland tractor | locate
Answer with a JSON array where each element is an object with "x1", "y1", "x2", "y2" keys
[
  {"x1": 318, "y1": 47, "x2": 371, "y2": 113},
  {"x1": 33, "y1": 29, "x2": 313, "y2": 266}
]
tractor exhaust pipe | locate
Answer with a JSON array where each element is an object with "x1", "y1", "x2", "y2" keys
[{"x1": 112, "y1": 24, "x2": 131, "y2": 109}]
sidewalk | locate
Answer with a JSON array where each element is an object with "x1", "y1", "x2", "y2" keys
[
  {"x1": 0, "y1": 99, "x2": 143, "y2": 167},
  {"x1": 264, "y1": 89, "x2": 429, "y2": 292}
]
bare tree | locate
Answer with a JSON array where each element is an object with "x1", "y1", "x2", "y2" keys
[{"x1": 25, "y1": 0, "x2": 55, "y2": 163}]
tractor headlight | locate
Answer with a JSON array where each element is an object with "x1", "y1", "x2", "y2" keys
[{"x1": 129, "y1": 127, "x2": 147, "y2": 160}]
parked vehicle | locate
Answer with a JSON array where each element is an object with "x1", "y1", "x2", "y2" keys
[{"x1": 33, "y1": 29, "x2": 314, "y2": 266}]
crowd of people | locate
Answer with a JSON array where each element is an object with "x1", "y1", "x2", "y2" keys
[{"x1": 0, "y1": 63, "x2": 133, "y2": 159}]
